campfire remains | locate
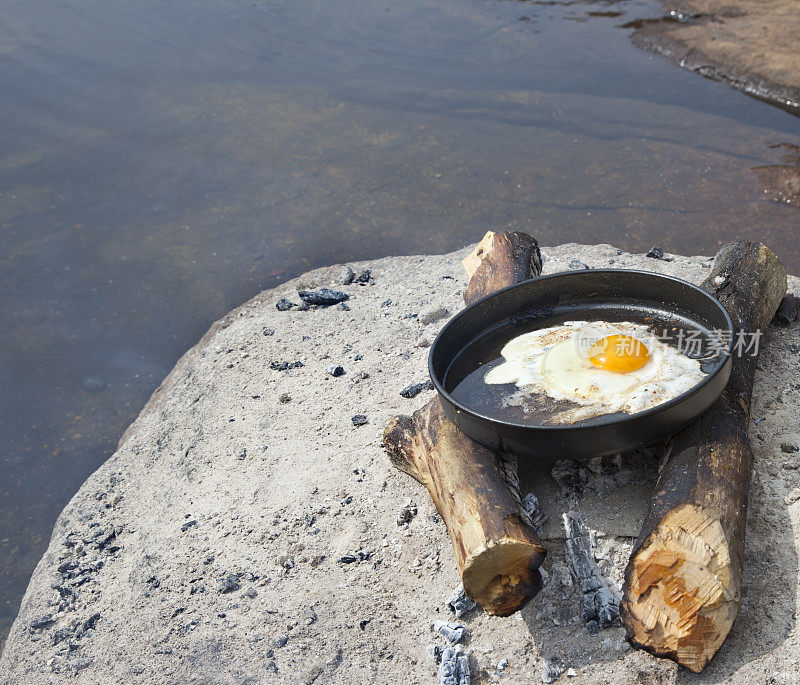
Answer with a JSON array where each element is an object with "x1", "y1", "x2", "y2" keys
[{"x1": 383, "y1": 231, "x2": 788, "y2": 673}]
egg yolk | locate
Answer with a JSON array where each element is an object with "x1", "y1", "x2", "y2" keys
[{"x1": 588, "y1": 334, "x2": 650, "y2": 373}]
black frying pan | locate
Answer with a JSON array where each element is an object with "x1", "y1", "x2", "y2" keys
[{"x1": 429, "y1": 269, "x2": 733, "y2": 461}]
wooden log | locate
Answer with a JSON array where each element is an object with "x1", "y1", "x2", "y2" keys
[
  {"x1": 462, "y1": 230, "x2": 543, "y2": 306},
  {"x1": 383, "y1": 231, "x2": 546, "y2": 616},
  {"x1": 621, "y1": 241, "x2": 787, "y2": 673}
]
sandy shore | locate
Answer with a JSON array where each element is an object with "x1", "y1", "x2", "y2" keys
[{"x1": 630, "y1": 0, "x2": 800, "y2": 112}]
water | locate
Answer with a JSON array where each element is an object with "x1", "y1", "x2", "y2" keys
[{"x1": 1, "y1": 0, "x2": 798, "y2": 642}]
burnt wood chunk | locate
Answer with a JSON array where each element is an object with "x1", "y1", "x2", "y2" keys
[
  {"x1": 774, "y1": 293, "x2": 797, "y2": 325},
  {"x1": 621, "y1": 241, "x2": 787, "y2": 672},
  {"x1": 383, "y1": 231, "x2": 546, "y2": 616},
  {"x1": 462, "y1": 230, "x2": 543, "y2": 306},
  {"x1": 563, "y1": 511, "x2": 621, "y2": 632}
]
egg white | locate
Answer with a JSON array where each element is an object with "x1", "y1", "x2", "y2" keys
[{"x1": 484, "y1": 320, "x2": 705, "y2": 422}]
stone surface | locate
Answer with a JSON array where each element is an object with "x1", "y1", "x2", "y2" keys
[
  {"x1": 631, "y1": 0, "x2": 800, "y2": 111},
  {"x1": 2, "y1": 243, "x2": 800, "y2": 683}
]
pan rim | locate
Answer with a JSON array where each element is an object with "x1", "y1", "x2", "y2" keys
[{"x1": 428, "y1": 268, "x2": 735, "y2": 432}]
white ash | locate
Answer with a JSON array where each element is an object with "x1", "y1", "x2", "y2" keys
[
  {"x1": 541, "y1": 657, "x2": 566, "y2": 683},
  {"x1": 522, "y1": 493, "x2": 547, "y2": 535},
  {"x1": 447, "y1": 584, "x2": 478, "y2": 618},
  {"x1": 434, "y1": 620, "x2": 466, "y2": 645},
  {"x1": 438, "y1": 645, "x2": 470, "y2": 685},
  {"x1": 562, "y1": 511, "x2": 622, "y2": 631}
]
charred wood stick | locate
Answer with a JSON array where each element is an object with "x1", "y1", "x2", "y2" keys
[
  {"x1": 621, "y1": 241, "x2": 787, "y2": 672},
  {"x1": 563, "y1": 511, "x2": 621, "y2": 631},
  {"x1": 383, "y1": 231, "x2": 546, "y2": 616}
]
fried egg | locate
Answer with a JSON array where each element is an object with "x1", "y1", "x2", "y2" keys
[{"x1": 484, "y1": 320, "x2": 705, "y2": 422}]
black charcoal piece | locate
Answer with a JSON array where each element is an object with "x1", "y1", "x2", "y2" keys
[
  {"x1": 774, "y1": 293, "x2": 798, "y2": 325},
  {"x1": 646, "y1": 246, "x2": 663, "y2": 259},
  {"x1": 521, "y1": 493, "x2": 547, "y2": 535},
  {"x1": 217, "y1": 575, "x2": 241, "y2": 594},
  {"x1": 270, "y1": 361, "x2": 304, "y2": 371},
  {"x1": 400, "y1": 380, "x2": 434, "y2": 398},
  {"x1": 397, "y1": 502, "x2": 417, "y2": 525},
  {"x1": 297, "y1": 288, "x2": 349, "y2": 306},
  {"x1": 29, "y1": 615, "x2": 55, "y2": 631},
  {"x1": 354, "y1": 269, "x2": 373, "y2": 285}
]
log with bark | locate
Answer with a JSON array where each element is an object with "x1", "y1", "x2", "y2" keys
[
  {"x1": 621, "y1": 241, "x2": 787, "y2": 673},
  {"x1": 383, "y1": 230, "x2": 546, "y2": 617}
]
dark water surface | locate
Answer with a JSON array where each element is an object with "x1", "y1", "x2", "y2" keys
[{"x1": 1, "y1": 0, "x2": 799, "y2": 640}]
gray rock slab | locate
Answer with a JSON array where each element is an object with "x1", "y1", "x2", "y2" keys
[{"x1": 2, "y1": 243, "x2": 800, "y2": 684}]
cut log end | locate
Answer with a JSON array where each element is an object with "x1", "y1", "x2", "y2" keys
[
  {"x1": 382, "y1": 415, "x2": 419, "y2": 481},
  {"x1": 461, "y1": 230, "x2": 542, "y2": 306},
  {"x1": 622, "y1": 240, "x2": 787, "y2": 672},
  {"x1": 462, "y1": 536, "x2": 546, "y2": 617},
  {"x1": 621, "y1": 504, "x2": 738, "y2": 673},
  {"x1": 462, "y1": 231, "x2": 496, "y2": 280},
  {"x1": 384, "y1": 400, "x2": 547, "y2": 616}
]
